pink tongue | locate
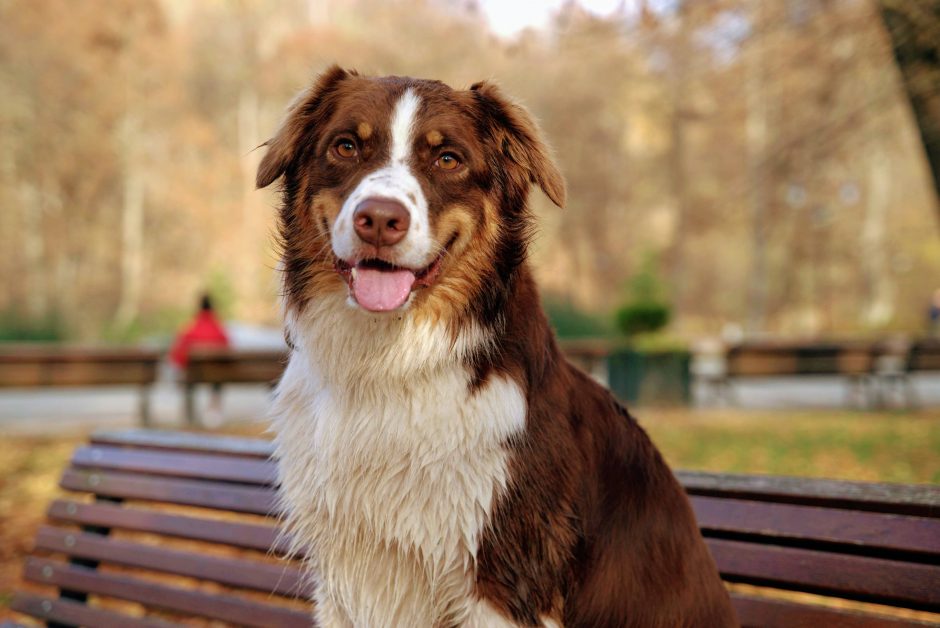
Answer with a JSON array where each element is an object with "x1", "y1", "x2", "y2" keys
[{"x1": 353, "y1": 267, "x2": 416, "y2": 312}]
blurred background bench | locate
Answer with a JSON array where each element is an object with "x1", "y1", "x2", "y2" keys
[
  {"x1": 699, "y1": 340, "x2": 880, "y2": 408},
  {"x1": 880, "y1": 338, "x2": 940, "y2": 408},
  {"x1": 695, "y1": 338, "x2": 940, "y2": 409},
  {"x1": 0, "y1": 338, "x2": 935, "y2": 430},
  {"x1": 0, "y1": 347, "x2": 160, "y2": 426},
  {"x1": 182, "y1": 348, "x2": 287, "y2": 426}
]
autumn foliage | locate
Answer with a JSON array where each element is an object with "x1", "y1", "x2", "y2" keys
[{"x1": 0, "y1": 0, "x2": 937, "y2": 341}]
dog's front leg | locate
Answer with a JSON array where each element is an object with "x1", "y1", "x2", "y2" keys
[
  {"x1": 313, "y1": 587, "x2": 353, "y2": 628},
  {"x1": 462, "y1": 598, "x2": 536, "y2": 628}
]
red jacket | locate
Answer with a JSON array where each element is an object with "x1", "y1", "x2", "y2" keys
[{"x1": 169, "y1": 311, "x2": 230, "y2": 367}]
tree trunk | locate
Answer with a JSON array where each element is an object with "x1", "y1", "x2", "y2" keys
[
  {"x1": 114, "y1": 162, "x2": 145, "y2": 329},
  {"x1": 666, "y1": 2, "x2": 692, "y2": 323},
  {"x1": 237, "y1": 85, "x2": 261, "y2": 313},
  {"x1": 878, "y1": 0, "x2": 940, "y2": 225},
  {"x1": 745, "y1": 6, "x2": 770, "y2": 333},
  {"x1": 861, "y1": 146, "x2": 894, "y2": 327},
  {"x1": 19, "y1": 183, "x2": 47, "y2": 318}
]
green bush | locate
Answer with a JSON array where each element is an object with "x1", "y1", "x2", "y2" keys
[
  {"x1": 616, "y1": 301, "x2": 671, "y2": 336},
  {"x1": 0, "y1": 309, "x2": 66, "y2": 343},
  {"x1": 543, "y1": 295, "x2": 613, "y2": 339},
  {"x1": 615, "y1": 253, "x2": 672, "y2": 337}
]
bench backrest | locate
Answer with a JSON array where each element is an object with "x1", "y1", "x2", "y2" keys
[
  {"x1": 726, "y1": 342, "x2": 877, "y2": 376},
  {"x1": 908, "y1": 339, "x2": 940, "y2": 372},
  {"x1": 679, "y1": 470, "x2": 940, "y2": 626},
  {"x1": 184, "y1": 348, "x2": 287, "y2": 385},
  {"x1": 0, "y1": 347, "x2": 160, "y2": 388},
  {"x1": 11, "y1": 430, "x2": 940, "y2": 627}
]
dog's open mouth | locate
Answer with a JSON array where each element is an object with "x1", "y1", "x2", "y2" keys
[{"x1": 334, "y1": 236, "x2": 454, "y2": 312}]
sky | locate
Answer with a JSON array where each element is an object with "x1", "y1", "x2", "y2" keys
[{"x1": 477, "y1": 0, "x2": 627, "y2": 37}]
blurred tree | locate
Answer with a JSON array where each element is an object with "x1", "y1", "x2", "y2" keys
[
  {"x1": 879, "y1": 0, "x2": 940, "y2": 225},
  {"x1": 1, "y1": 0, "x2": 938, "y2": 341}
]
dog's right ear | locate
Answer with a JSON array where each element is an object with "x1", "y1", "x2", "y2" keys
[{"x1": 256, "y1": 65, "x2": 352, "y2": 189}]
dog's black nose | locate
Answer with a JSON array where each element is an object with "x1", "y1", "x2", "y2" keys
[{"x1": 353, "y1": 198, "x2": 410, "y2": 247}]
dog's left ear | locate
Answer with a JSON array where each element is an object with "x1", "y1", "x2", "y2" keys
[
  {"x1": 257, "y1": 65, "x2": 353, "y2": 189},
  {"x1": 470, "y1": 81, "x2": 566, "y2": 208}
]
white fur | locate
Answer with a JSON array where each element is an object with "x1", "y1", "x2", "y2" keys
[
  {"x1": 389, "y1": 89, "x2": 421, "y2": 162},
  {"x1": 332, "y1": 89, "x2": 434, "y2": 272},
  {"x1": 272, "y1": 292, "x2": 527, "y2": 626},
  {"x1": 464, "y1": 599, "x2": 526, "y2": 627}
]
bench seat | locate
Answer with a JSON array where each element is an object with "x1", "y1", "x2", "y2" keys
[{"x1": 9, "y1": 429, "x2": 940, "y2": 627}]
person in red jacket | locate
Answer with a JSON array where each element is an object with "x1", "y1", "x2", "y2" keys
[{"x1": 170, "y1": 293, "x2": 230, "y2": 423}]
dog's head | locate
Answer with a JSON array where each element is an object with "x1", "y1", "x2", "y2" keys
[{"x1": 258, "y1": 66, "x2": 564, "y2": 326}]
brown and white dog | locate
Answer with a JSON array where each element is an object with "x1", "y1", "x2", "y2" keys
[{"x1": 257, "y1": 66, "x2": 737, "y2": 628}]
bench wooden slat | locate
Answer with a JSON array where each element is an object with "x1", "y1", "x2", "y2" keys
[
  {"x1": 692, "y1": 496, "x2": 940, "y2": 559},
  {"x1": 0, "y1": 349, "x2": 160, "y2": 388},
  {"x1": 680, "y1": 471, "x2": 940, "y2": 518},
  {"x1": 909, "y1": 340, "x2": 940, "y2": 372},
  {"x1": 709, "y1": 538, "x2": 940, "y2": 611},
  {"x1": 730, "y1": 593, "x2": 936, "y2": 628},
  {"x1": 47, "y1": 499, "x2": 286, "y2": 553},
  {"x1": 10, "y1": 591, "x2": 180, "y2": 628},
  {"x1": 60, "y1": 469, "x2": 277, "y2": 515},
  {"x1": 724, "y1": 342, "x2": 877, "y2": 372},
  {"x1": 23, "y1": 557, "x2": 310, "y2": 628},
  {"x1": 34, "y1": 526, "x2": 307, "y2": 597},
  {"x1": 185, "y1": 348, "x2": 287, "y2": 385},
  {"x1": 73, "y1": 445, "x2": 276, "y2": 485},
  {"x1": 91, "y1": 429, "x2": 274, "y2": 458},
  {"x1": 0, "y1": 347, "x2": 162, "y2": 363}
]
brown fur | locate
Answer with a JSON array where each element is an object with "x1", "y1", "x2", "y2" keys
[{"x1": 258, "y1": 66, "x2": 737, "y2": 627}]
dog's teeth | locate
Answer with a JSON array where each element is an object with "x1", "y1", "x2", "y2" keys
[{"x1": 351, "y1": 267, "x2": 358, "y2": 279}]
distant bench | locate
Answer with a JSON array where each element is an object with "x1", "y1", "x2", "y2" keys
[
  {"x1": 882, "y1": 338, "x2": 940, "y2": 408},
  {"x1": 700, "y1": 339, "x2": 940, "y2": 409},
  {"x1": 5, "y1": 429, "x2": 940, "y2": 627},
  {"x1": 699, "y1": 341, "x2": 882, "y2": 408},
  {"x1": 182, "y1": 348, "x2": 287, "y2": 425},
  {"x1": 0, "y1": 346, "x2": 160, "y2": 425}
]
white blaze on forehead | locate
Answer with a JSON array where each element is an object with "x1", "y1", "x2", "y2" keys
[
  {"x1": 331, "y1": 88, "x2": 435, "y2": 276},
  {"x1": 390, "y1": 89, "x2": 421, "y2": 163}
]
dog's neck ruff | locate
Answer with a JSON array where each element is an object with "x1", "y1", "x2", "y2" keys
[
  {"x1": 272, "y1": 294, "x2": 524, "y2": 626},
  {"x1": 285, "y1": 293, "x2": 492, "y2": 384}
]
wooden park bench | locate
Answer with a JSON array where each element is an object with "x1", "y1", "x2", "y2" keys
[
  {"x1": 0, "y1": 347, "x2": 160, "y2": 426},
  {"x1": 701, "y1": 340, "x2": 880, "y2": 408},
  {"x1": 182, "y1": 348, "x2": 287, "y2": 426},
  {"x1": 6, "y1": 429, "x2": 939, "y2": 627}
]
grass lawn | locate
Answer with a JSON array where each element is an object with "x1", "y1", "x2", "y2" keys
[
  {"x1": 1, "y1": 408, "x2": 937, "y2": 619},
  {"x1": 642, "y1": 407, "x2": 940, "y2": 484}
]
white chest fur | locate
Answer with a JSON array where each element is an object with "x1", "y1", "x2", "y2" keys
[{"x1": 271, "y1": 299, "x2": 526, "y2": 627}]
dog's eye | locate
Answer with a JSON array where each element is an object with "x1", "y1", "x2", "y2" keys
[
  {"x1": 333, "y1": 139, "x2": 358, "y2": 159},
  {"x1": 435, "y1": 152, "x2": 461, "y2": 171}
]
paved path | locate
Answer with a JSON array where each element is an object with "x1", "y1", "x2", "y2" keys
[
  {"x1": 2, "y1": 373, "x2": 937, "y2": 436},
  {"x1": 692, "y1": 373, "x2": 940, "y2": 410},
  {"x1": 0, "y1": 381, "x2": 272, "y2": 435}
]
